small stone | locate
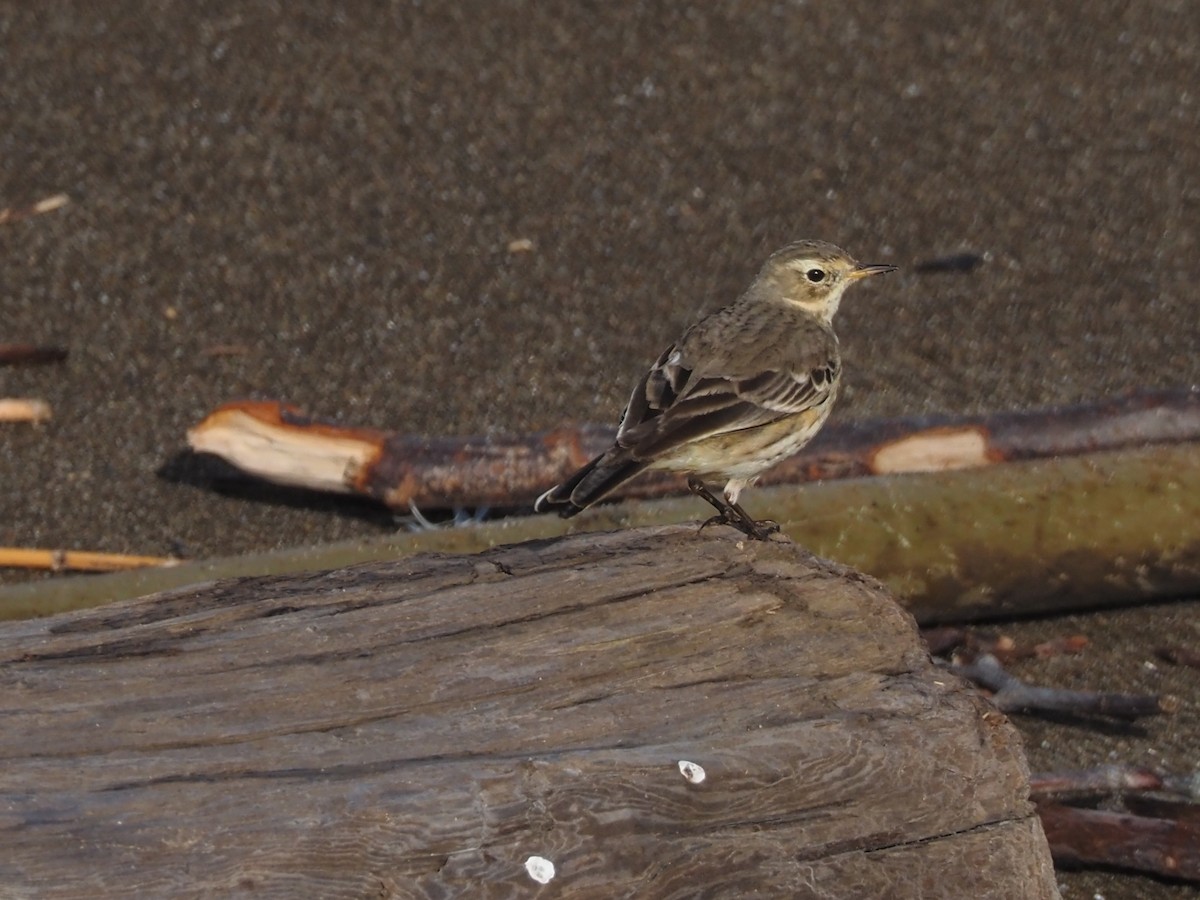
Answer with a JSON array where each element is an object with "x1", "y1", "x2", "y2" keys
[
  {"x1": 524, "y1": 855, "x2": 555, "y2": 884},
  {"x1": 678, "y1": 759, "x2": 706, "y2": 784}
]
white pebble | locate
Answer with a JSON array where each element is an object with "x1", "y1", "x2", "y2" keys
[
  {"x1": 678, "y1": 759, "x2": 706, "y2": 784},
  {"x1": 524, "y1": 855, "x2": 556, "y2": 884}
]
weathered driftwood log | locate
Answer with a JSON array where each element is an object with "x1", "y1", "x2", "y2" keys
[
  {"x1": 0, "y1": 527, "x2": 1058, "y2": 898},
  {"x1": 4, "y1": 444, "x2": 1196, "y2": 624},
  {"x1": 184, "y1": 390, "x2": 1200, "y2": 509}
]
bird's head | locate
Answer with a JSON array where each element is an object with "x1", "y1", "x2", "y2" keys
[{"x1": 754, "y1": 240, "x2": 896, "y2": 322}]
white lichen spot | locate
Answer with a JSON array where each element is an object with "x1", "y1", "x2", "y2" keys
[
  {"x1": 524, "y1": 855, "x2": 556, "y2": 884},
  {"x1": 678, "y1": 759, "x2": 706, "y2": 784}
]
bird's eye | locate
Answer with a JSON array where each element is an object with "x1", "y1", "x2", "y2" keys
[{"x1": 805, "y1": 268, "x2": 826, "y2": 283}]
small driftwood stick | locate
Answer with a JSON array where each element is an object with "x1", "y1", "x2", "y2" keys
[
  {"x1": 1032, "y1": 766, "x2": 1200, "y2": 881},
  {"x1": 1037, "y1": 803, "x2": 1200, "y2": 881},
  {"x1": 0, "y1": 193, "x2": 69, "y2": 226},
  {"x1": 913, "y1": 253, "x2": 986, "y2": 274},
  {"x1": 921, "y1": 627, "x2": 1088, "y2": 663},
  {"x1": 186, "y1": 390, "x2": 1200, "y2": 510},
  {"x1": 1156, "y1": 645, "x2": 1200, "y2": 669},
  {"x1": 0, "y1": 193, "x2": 68, "y2": 225},
  {"x1": 948, "y1": 653, "x2": 1176, "y2": 720},
  {"x1": 0, "y1": 399, "x2": 52, "y2": 424},
  {"x1": 1030, "y1": 766, "x2": 1175, "y2": 803},
  {"x1": 0, "y1": 345, "x2": 68, "y2": 366},
  {"x1": 0, "y1": 548, "x2": 179, "y2": 573}
]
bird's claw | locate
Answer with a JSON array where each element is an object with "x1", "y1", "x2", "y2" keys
[{"x1": 698, "y1": 513, "x2": 779, "y2": 542}]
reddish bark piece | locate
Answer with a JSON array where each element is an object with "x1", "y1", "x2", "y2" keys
[{"x1": 1038, "y1": 803, "x2": 1200, "y2": 881}]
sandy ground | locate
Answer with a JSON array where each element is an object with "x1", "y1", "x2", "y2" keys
[{"x1": 2, "y1": 2, "x2": 1198, "y2": 896}]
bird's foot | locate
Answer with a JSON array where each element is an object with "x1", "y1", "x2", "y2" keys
[
  {"x1": 744, "y1": 517, "x2": 781, "y2": 540},
  {"x1": 699, "y1": 513, "x2": 779, "y2": 542},
  {"x1": 689, "y1": 478, "x2": 780, "y2": 542}
]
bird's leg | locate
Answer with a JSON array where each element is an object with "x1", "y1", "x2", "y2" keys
[
  {"x1": 686, "y1": 477, "x2": 731, "y2": 524},
  {"x1": 687, "y1": 478, "x2": 779, "y2": 541},
  {"x1": 728, "y1": 498, "x2": 781, "y2": 539}
]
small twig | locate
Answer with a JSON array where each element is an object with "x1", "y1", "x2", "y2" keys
[
  {"x1": 1156, "y1": 645, "x2": 1200, "y2": 669},
  {"x1": 919, "y1": 625, "x2": 966, "y2": 656},
  {"x1": 0, "y1": 399, "x2": 52, "y2": 424},
  {"x1": 0, "y1": 344, "x2": 68, "y2": 366},
  {"x1": 0, "y1": 193, "x2": 69, "y2": 226},
  {"x1": 1031, "y1": 765, "x2": 1170, "y2": 803},
  {"x1": 0, "y1": 548, "x2": 181, "y2": 573},
  {"x1": 912, "y1": 252, "x2": 985, "y2": 274},
  {"x1": 405, "y1": 501, "x2": 439, "y2": 532},
  {"x1": 199, "y1": 344, "x2": 252, "y2": 358},
  {"x1": 1030, "y1": 768, "x2": 1200, "y2": 881},
  {"x1": 921, "y1": 627, "x2": 1088, "y2": 663},
  {"x1": 1031, "y1": 635, "x2": 1090, "y2": 659},
  {"x1": 948, "y1": 653, "x2": 1176, "y2": 719}
]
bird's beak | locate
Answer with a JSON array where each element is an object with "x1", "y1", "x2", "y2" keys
[{"x1": 848, "y1": 262, "x2": 898, "y2": 281}]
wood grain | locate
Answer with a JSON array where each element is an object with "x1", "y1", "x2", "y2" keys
[{"x1": 0, "y1": 526, "x2": 1058, "y2": 898}]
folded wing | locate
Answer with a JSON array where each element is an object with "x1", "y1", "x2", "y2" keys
[{"x1": 617, "y1": 344, "x2": 839, "y2": 461}]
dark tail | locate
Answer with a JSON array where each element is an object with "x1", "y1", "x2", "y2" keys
[{"x1": 534, "y1": 448, "x2": 649, "y2": 518}]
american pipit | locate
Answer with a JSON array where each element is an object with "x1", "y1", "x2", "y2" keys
[{"x1": 535, "y1": 240, "x2": 896, "y2": 539}]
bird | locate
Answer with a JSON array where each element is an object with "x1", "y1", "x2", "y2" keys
[{"x1": 534, "y1": 240, "x2": 897, "y2": 539}]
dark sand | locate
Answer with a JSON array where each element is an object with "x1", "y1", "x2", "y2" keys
[{"x1": 2, "y1": 2, "x2": 1198, "y2": 896}]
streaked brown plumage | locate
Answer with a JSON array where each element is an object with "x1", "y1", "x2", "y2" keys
[{"x1": 535, "y1": 240, "x2": 896, "y2": 539}]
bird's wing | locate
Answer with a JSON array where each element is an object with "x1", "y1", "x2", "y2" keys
[
  {"x1": 616, "y1": 344, "x2": 688, "y2": 442},
  {"x1": 616, "y1": 348, "x2": 839, "y2": 460}
]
